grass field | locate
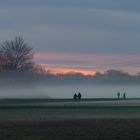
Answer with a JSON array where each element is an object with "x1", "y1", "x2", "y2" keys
[
  {"x1": 0, "y1": 99, "x2": 140, "y2": 140},
  {"x1": 0, "y1": 99, "x2": 140, "y2": 120},
  {"x1": 0, "y1": 119, "x2": 140, "y2": 140},
  {"x1": 1, "y1": 106, "x2": 140, "y2": 120}
]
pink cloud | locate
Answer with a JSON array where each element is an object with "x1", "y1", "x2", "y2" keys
[{"x1": 34, "y1": 51, "x2": 140, "y2": 75}]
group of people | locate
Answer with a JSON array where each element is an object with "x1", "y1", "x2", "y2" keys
[
  {"x1": 73, "y1": 92, "x2": 82, "y2": 101},
  {"x1": 117, "y1": 92, "x2": 126, "y2": 99},
  {"x1": 73, "y1": 92, "x2": 126, "y2": 101}
]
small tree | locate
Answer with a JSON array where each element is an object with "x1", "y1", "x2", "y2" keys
[{"x1": 0, "y1": 36, "x2": 34, "y2": 71}]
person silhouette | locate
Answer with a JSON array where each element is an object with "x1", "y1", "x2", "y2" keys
[
  {"x1": 78, "y1": 92, "x2": 82, "y2": 101},
  {"x1": 73, "y1": 93, "x2": 77, "y2": 101},
  {"x1": 117, "y1": 92, "x2": 120, "y2": 99},
  {"x1": 123, "y1": 92, "x2": 126, "y2": 99}
]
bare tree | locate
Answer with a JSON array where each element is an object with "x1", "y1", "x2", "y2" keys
[{"x1": 0, "y1": 36, "x2": 34, "y2": 71}]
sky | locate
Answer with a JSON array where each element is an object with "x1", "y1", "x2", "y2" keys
[{"x1": 0, "y1": 0, "x2": 140, "y2": 75}]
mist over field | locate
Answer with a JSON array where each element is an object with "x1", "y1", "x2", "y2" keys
[
  {"x1": 0, "y1": 70, "x2": 140, "y2": 98},
  {"x1": 1, "y1": 83, "x2": 140, "y2": 99}
]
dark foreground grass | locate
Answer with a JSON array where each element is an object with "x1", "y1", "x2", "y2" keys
[
  {"x1": 1, "y1": 106, "x2": 140, "y2": 119},
  {"x1": 1, "y1": 103, "x2": 140, "y2": 140},
  {"x1": 0, "y1": 119, "x2": 140, "y2": 140}
]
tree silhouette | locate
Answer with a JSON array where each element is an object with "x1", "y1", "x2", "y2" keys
[{"x1": 0, "y1": 36, "x2": 34, "y2": 71}]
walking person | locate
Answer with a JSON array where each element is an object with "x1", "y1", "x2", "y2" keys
[
  {"x1": 73, "y1": 93, "x2": 77, "y2": 101},
  {"x1": 117, "y1": 92, "x2": 120, "y2": 99},
  {"x1": 78, "y1": 92, "x2": 82, "y2": 101},
  {"x1": 123, "y1": 92, "x2": 126, "y2": 99}
]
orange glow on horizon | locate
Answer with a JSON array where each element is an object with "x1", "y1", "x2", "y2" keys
[
  {"x1": 35, "y1": 51, "x2": 140, "y2": 75},
  {"x1": 41, "y1": 64, "x2": 95, "y2": 76}
]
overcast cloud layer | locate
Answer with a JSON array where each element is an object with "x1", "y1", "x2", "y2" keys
[{"x1": 0, "y1": 0, "x2": 140, "y2": 74}]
